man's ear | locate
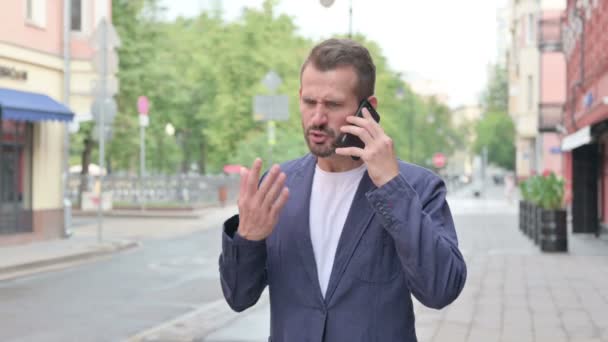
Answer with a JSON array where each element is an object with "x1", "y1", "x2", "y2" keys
[{"x1": 368, "y1": 96, "x2": 378, "y2": 109}]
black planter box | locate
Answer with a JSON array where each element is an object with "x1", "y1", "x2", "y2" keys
[{"x1": 539, "y1": 209, "x2": 568, "y2": 252}]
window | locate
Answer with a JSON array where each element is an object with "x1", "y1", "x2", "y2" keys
[
  {"x1": 26, "y1": 0, "x2": 46, "y2": 27},
  {"x1": 527, "y1": 75, "x2": 534, "y2": 110},
  {"x1": 71, "y1": 0, "x2": 82, "y2": 32},
  {"x1": 26, "y1": 0, "x2": 33, "y2": 20},
  {"x1": 526, "y1": 13, "x2": 536, "y2": 45}
]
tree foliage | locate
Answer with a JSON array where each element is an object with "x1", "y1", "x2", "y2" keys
[
  {"x1": 473, "y1": 63, "x2": 515, "y2": 170},
  {"x1": 70, "y1": 0, "x2": 462, "y2": 174}
]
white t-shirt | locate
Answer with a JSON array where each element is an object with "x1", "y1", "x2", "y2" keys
[{"x1": 310, "y1": 163, "x2": 367, "y2": 298}]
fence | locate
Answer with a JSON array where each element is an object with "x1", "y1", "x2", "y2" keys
[{"x1": 67, "y1": 173, "x2": 241, "y2": 208}]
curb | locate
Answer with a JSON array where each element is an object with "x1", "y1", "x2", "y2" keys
[
  {"x1": 72, "y1": 211, "x2": 202, "y2": 220},
  {"x1": 71, "y1": 204, "x2": 230, "y2": 220},
  {"x1": 128, "y1": 295, "x2": 269, "y2": 342},
  {"x1": 0, "y1": 240, "x2": 139, "y2": 278}
]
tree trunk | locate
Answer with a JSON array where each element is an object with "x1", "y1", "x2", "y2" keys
[
  {"x1": 78, "y1": 137, "x2": 93, "y2": 208},
  {"x1": 198, "y1": 140, "x2": 206, "y2": 175}
]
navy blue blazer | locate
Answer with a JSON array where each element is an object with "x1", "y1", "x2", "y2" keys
[{"x1": 219, "y1": 154, "x2": 467, "y2": 342}]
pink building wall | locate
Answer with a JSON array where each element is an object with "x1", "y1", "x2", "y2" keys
[
  {"x1": 542, "y1": 133, "x2": 562, "y2": 173},
  {"x1": 541, "y1": 53, "x2": 566, "y2": 103},
  {"x1": 0, "y1": 0, "x2": 111, "y2": 60}
]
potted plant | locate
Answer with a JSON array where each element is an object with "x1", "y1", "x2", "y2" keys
[{"x1": 536, "y1": 170, "x2": 567, "y2": 252}]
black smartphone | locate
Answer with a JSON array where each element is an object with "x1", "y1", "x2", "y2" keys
[{"x1": 336, "y1": 99, "x2": 381, "y2": 160}]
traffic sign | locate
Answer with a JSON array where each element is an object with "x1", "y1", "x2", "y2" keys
[
  {"x1": 253, "y1": 95, "x2": 289, "y2": 121},
  {"x1": 91, "y1": 98, "x2": 117, "y2": 124},
  {"x1": 91, "y1": 19, "x2": 121, "y2": 50},
  {"x1": 93, "y1": 50, "x2": 119, "y2": 74},
  {"x1": 91, "y1": 78, "x2": 119, "y2": 97},
  {"x1": 139, "y1": 115, "x2": 149, "y2": 127},
  {"x1": 432, "y1": 152, "x2": 446, "y2": 168},
  {"x1": 138, "y1": 96, "x2": 150, "y2": 115},
  {"x1": 262, "y1": 71, "x2": 282, "y2": 93}
]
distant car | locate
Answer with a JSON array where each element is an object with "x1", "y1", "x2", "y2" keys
[{"x1": 492, "y1": 174, "x2": 504, "y2": 185}]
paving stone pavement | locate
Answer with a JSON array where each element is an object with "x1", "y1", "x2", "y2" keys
[{"x1": 201, "y1": 185, "x2": 608, "y2": 342}]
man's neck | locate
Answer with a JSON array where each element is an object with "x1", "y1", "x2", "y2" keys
[{"x1": 316, "y1": 154, "x2": 364, "y2": 172}]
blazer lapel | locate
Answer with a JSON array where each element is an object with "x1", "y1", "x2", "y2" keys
[
  {"x1": 324, "y1": 171, "x2": 376, "y2": 304},
  {"x1": 288, "y1": 154, "x2": 325, "y2": 301}
]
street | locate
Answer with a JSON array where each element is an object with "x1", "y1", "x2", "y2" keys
[{"x1": 0, "y1": 208, "x2": 235, "y2": 342}]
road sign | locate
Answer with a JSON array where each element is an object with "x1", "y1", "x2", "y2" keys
[
  {"x1": 138, "y1": 96, "x2": 150, "y2": 115},
  {"x1": 91, "y1": 78, "x2": 119, "y2": 97},
  {"x1": 92, "y1": 98, "x2": 117, "y2": 124},
  {"x1": 253, "y1": 95, "x2": 289, "y2": 121},
  {"x1": 139, "y1": 115, "x2": 149, "y2": 127},
  {"x1": 91, "y1": 19, "x2": 121, "y2": 50},
  {"x1": 92, "y1": 123, "x2": 113, "y2": 141},
  {"x1": 93, "y1": 50, "x2": 119, "y2": 74},
  {"x1": 432, "y1": 152, "x2": 446, "y2": 168},
  {"x1": 262, "y1": 71, "x2": 282, "y2": 93}
]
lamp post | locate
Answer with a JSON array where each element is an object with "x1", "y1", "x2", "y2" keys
[{"x1": 320, "y1": 0, "x2": 353, "y2": 38}]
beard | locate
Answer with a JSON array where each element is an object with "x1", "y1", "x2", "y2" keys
[{"x1": 304, "y1": 124, "x2": 338, "y2": 158}]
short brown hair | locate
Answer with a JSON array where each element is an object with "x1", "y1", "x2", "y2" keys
[{"x1": 301, "y1": 38, "x2": 376, "y2": 101}]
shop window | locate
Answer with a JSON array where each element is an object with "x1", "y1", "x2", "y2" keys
[{"x1": 0, "y1": 118, "x2": 33, "y2": 235}]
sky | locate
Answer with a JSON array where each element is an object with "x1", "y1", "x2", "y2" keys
[{"x1": 160, "y1": 0, "x2": 507, "y2": 108}]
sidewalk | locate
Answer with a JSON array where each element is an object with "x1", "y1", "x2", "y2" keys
[
  {"x1": 0, "y1": 204, "x2": 237, "y2": 281},
  {"x1": 186, "y1": 189, "x2": 608, "y2": 342}
]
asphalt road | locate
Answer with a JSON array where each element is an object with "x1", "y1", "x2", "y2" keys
[{"x1": 0, "y1": 217, "x2": 228, "y2": 342}]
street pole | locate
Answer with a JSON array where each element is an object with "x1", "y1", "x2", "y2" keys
[
  {"x1": 62, "y1": 0, "x2": 72, "y2": 238},
  {"x1": 268, "y1": 120, "x2": 275, "y2": 166},
  {"x1": 140, "y1": 124, "x2": 146, "y2": 211},
  {"x1": 97, "y1": 20, "x2": 107, "y2": 243},
  {"x1": 409, "y1": 94, "x2": 414, "y2": 163},
  {"x1": 482, "y1": 146, "x2": 488, "y2": 197}
]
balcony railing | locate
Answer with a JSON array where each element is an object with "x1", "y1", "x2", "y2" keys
[
  {"x1": 538, "y1": 17, "x2": 563, "y2": 52},
  {"x1": 538, "y1": 103, "x2": 563, "y2": 132}
]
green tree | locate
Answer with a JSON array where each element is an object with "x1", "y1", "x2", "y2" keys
[
  {"x1": 473, "y1": 111, "x2": 516, "y2": 170},
  {"x1": 78, "y1": 0, "x2": 453, "y2": 176},
  {"x1": 474, "y1": 62, "x2": 514, "y2": 170}
]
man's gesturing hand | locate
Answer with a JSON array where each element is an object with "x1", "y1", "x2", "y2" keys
[{"x1": 237, "y1": 158, "x2": 290, "y2": 241}]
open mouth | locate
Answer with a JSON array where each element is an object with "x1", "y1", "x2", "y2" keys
[{"x1": 309, "y1": 130, "x2": 328, "y2": 144}]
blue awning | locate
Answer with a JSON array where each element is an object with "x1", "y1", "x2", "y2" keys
[{"x1": 0, "y1": 87, "x2": 74, "y2": 122}]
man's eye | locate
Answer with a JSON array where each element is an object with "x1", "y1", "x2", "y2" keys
[{"x1": 327, "y1": 102, "x2": 340, "y2": 108}]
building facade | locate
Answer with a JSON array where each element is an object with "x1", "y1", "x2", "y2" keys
[
  {"x1": 560, "y1": 0, "x2": 608, "y2": 236},
  {"x1": 508, "y1": 0, "x2": 566, "y2": 181},
  {"x1": 0, "y1": 0, "x2": 112, "y2": 245}
]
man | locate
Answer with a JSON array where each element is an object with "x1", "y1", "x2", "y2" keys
[{"x1": 219, "y1": 38, "x2": 466, "y2": 342}]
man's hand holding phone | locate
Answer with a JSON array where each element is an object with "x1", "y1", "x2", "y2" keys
[
  {"x1": 335, "y1": 102, "x2": 400, "y2": 188},
  {"x1": 237, "y1": 158, "x2": 290, "y2": 241}
]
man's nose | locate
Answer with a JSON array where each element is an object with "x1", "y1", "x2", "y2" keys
[{"x1": 311, "y1": 106, "x2": 328, "y2": 126}]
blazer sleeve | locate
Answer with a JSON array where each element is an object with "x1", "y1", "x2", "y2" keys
[
  {"x1": 219, "y1": 214, "x2": 268, "y2": 312},
  {"x1": 366, "y1": 173, "x2": 467, "y2": 309}
]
